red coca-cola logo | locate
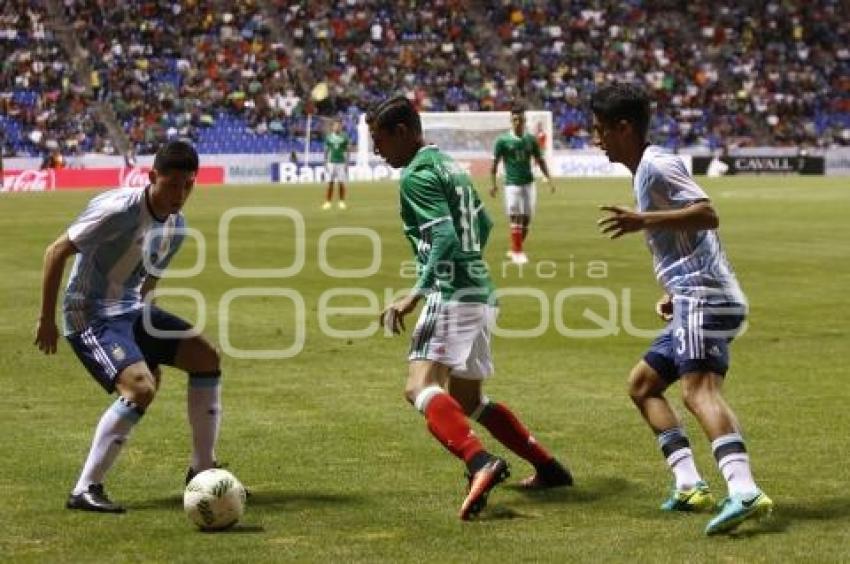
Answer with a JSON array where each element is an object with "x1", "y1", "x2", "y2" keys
[
  {"x1": 1, "y1": 169, "x2": 54, "y2": 192},
  {"x1": 120, "y1": 167, "x2": 151, "y2": 188}
]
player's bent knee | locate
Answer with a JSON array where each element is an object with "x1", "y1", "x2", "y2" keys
[
  {"x1": 195, "y1": 338, "x2": 220, "y2": 369},
  {"x1": 627, "y1": 364, "x2": 664, "y2": 403},
  {"x1": 207, "y1": 345, "x2": 222, "y2": 370},
  {"x1": 117, "y1": 372, "x2": 157, "y2": 408}
]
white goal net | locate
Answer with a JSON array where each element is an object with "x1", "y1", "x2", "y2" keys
[{"x1": 357, "y1": 110, "x2": 553, "y2": 169}]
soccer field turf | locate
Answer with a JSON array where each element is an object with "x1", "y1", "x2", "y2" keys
[{"x1": 1, "y1": 177, "x2": 849, "y2": 562}]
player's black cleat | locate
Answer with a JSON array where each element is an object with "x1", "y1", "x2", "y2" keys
[
  {"x1": 520, "y1": 458, "x2": 574, "y2": 490},
  {"x1": 460, "y1": 456, "x2": 510, "y2": 520},
  {"x1": 66, "y1": 484, "x2": 125, "y2": 513}
]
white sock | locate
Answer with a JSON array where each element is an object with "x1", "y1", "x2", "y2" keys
[
  {"x1": 73, "y1": 397, "x2": 142, "y2": 494},
  {"x1": 712, "y1": 433, "x2": 759, "y2": 496},
  {"x1": 657, "y1": 427, "x2": 702, "y2": 490},
  {"x1": 188, "y1": 372, "x2": 222, "y2": 471},
  {"x1": 668, "y1": 448, "x2": 702, "y2": 490}
]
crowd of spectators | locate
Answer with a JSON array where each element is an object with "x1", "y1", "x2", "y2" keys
[
  {"x1": 488, "y1": 0, "x2": 849, "y2": 149},
  {"x1": 62, "y1": 0, "x2": 308, "y2": 155},
  {"x1": 0, "y1": 0, "x2": 109, "y2": 159},
  {"x1": 1, "y1": 1, "x2": 848, "y2": 157}
]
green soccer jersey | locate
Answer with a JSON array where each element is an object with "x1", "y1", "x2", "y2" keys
[
  {"x1": 493, "y1": 132, "x2": 541, "y2": 185},
  {"x1": 400, "y1": 145, "x2": 494, "y2": 304},
  {"x1": 325, "y1": 132, "x2": 348, "y2": 163}
]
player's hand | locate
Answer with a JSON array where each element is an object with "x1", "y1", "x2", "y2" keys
[
  {"x1": 34, "y1": 318, "x2": 59, "y2": 354},
  {"x1": 546, "y1": 179, "x2": 556, "y2": 194},
  {"x1": 489, "y1": 186, "x2": 498, "y2": 198},
  {"x1": 380, "y1": 294, "x2": 421, "y2": 335},
  {"x1": 655, "y1": 294, "x2": 673, "y2": 322},
  {"x1": 598, "y1": 205, "x2": 646, "y2": 239}
]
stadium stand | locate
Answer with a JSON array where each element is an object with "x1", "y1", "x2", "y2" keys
[
  {"x1": 1, "y1": 1, "x2": 847, "y2": 158},
  {"x1": 1, "y1": 0, "x2": 108, "y2": 158}
]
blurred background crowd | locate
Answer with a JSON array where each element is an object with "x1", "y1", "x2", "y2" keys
[{"x1": 2, "y1": 0, "x2": 847, "y2": 161}]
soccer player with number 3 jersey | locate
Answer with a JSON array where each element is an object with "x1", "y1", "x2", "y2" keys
[
  {"x1": 593, "y1": 84, "x2": 773, "y2": 535},
  {"x1": 367, "y1": 96, "x2": 572, "y2": 521}
]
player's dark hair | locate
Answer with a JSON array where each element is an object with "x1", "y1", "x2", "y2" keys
[
  {"x1": 153, "y1": 140, "x2": 199, "y2": 174},
  {"x1": 367, "y1": 95, "x2": 422, "y2": 135},
  {"x1": 510, "y1": 103, "x2": 526, "y2": 116},
  {"x1": 590, "y1": 84, "x2": 651, "y2": 139}
]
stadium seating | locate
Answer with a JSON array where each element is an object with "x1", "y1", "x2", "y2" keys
[
  {"x1": 0, "y1": 1, "x2": 106, "y2": 157},
  {"x1": 2, "y1": 1, "x2": 847, "y2": 158}
]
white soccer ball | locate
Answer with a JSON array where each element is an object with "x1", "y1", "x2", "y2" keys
[{"x1": 183, "y1": 468, "x2": 247, "y2": 530}]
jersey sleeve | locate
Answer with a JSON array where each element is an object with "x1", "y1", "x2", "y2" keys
[
  {"x1": 67, "y1": 193, "x2": 132, "y2": 251},
  {"x1": 402, "y1": 167, "x2": 460, "y2": 294},
  {"x1": 653, "y1": 157, "x2": 709, "y2": 206}
]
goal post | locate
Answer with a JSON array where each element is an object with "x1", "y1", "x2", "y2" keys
[{"x1": 357, "y1": 110, "x2": 553, "y2": 172}]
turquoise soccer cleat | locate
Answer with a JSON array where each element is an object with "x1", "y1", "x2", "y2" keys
[
  {"x1": 705, "y1": 491, "x2": 774, "y2": 535},
  {"x1": 660, "y1": 480, "x2": 716, "y2": 512}
]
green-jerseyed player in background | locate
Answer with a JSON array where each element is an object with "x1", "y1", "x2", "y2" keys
[
  {"x1": 367, "y1": 96, "x2": 572, "y2": 521},
  {"x1": 490, "y1": 105, "x2": 556, "y2": 265},
  {"x1": 323, "y1": 119, "x2": 349, "y2": 210}
]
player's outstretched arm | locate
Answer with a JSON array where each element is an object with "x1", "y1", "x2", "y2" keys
[
  {"x1": 598, "y1": 201, "x2": 718, "y2": 239},
  {"x1": 35, "y1": 234, "x2": 78, "y2": 354}
]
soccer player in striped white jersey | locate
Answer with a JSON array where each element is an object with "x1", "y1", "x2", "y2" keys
[
  {"x1": 592, "y1": 84, "x2": 773, "y2": 535},
  {"x1": 34, "y1": 141, "x2": 224, "y2": 513}
]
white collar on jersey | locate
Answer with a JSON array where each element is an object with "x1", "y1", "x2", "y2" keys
[{"x1": 415, "y1": 144, "x2": 438, "y2": 155}]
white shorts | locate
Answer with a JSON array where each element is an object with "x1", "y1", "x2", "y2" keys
[
  {"x1": 504, "y1": 183, "x2": 536, "y2": 217},
  {"x1": 408, "y1": 295, "x2": 497, "y2": 380},
  {"x1": 327, "y1": 163, "x2": 348, "y2": 182}
]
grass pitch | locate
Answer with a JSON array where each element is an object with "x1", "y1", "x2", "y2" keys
[{"x1": 1, "y1": 176, "x2": 849, "y2": 562}]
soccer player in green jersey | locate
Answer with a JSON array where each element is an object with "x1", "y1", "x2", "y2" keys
[
  {"x1": 368, "y1": 96, "x2": 572, "y2": 521},
  {"x1": 490, "y1": 105, "x2": 556, "y2": 264},
  {"x1": 323, "y1": 119, "x2": 349, "y2": 210}
]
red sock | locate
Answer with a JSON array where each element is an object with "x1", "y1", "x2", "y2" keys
[
  {"x1": 424, "y1": 393, "x2": 485, "y2": 463},
  {"x1": 478, "y1": 402, "x2": 551, "y2": 466},
  {"x1": 510, "y1": 224, "x2": 523, "y2": 253},
  {"x1": 325, "y1": 185, "x2": 333, "y2": 201},
  {"x1": 339, "y1": 183, "x2": 346, "y2": 201}
]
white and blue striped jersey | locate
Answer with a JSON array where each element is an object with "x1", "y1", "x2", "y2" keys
[
  {"x1": 633, "y1": 146, "x2": 746, "y2": 305},
  {"x1": 63, "y1": 187, "x2": 185, "y2": 335}
]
